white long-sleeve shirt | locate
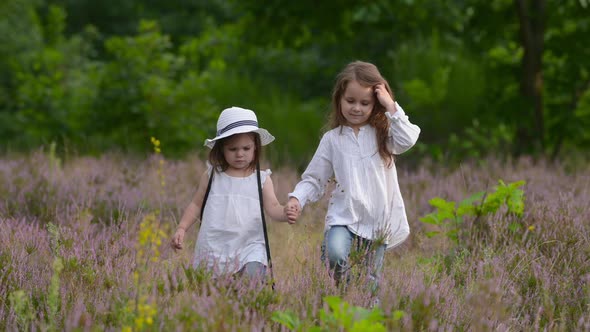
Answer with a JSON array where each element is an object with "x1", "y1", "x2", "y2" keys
[{"x1": 289, "y1": 102, "x2": 421, "y2": 249}]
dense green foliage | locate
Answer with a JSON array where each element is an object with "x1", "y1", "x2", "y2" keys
[{"x1": 1, "y1": 0, "x2": 589, "y2": 163}]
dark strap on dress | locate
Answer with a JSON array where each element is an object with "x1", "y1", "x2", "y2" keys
[
  {"x1": 256, "y1": 162, "x2": 275, "y2": 290},
  {"x1": 199, "y1": 169, "x2": 214, "y2": 224}
]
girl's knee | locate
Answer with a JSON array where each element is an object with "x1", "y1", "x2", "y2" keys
[
  {"x1": 327, "y1": 247, "x2": 348, "y2": 267},
  {"x1": 243, "y1": 261, "x2": 266, "y2": 279}
]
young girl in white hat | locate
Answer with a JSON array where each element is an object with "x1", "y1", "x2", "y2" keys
[{"x1": 171, "y1": 106, "x2": 297, "y2": 279}]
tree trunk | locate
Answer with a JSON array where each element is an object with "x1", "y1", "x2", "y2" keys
[{"x1": 515, "y1": 0, "x2": 546, "y2": 151}]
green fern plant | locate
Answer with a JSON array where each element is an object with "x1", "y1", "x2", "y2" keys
[
  {"x1": 272, "y1": 296, "x2": 402, "y2": 331},
  {"x1": 419, "y1": 180, "x2": 525, "y2": 243}
]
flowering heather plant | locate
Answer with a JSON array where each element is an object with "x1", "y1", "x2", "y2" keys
[{"x1": 0, "y1": 152, "x2": 589, "y2": 331}]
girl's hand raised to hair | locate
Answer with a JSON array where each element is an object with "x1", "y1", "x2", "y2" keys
[
  {"x1": 374, "y1": 84, "x2": 396, "y2": 113},
  {"x1": 171, "y1": 228, "x2": 185, "y2": 251}
]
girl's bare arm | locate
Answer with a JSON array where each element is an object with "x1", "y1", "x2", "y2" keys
[
  {"x1": 262, "y1": 176, "x2": 292, "y2": 223},
  {"x1": 171, "y1": 170, "x2": 209, "y2": 249}
]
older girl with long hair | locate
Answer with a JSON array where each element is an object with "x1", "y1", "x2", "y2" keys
[{"x1": 286, "y1": 61, "x2": 421, "y2": 304}]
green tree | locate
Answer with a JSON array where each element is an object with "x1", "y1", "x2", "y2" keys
[
  {"x1": 0, "y1": 0, "x2": 99, "y2": 150},
  {"x1": 92, "y1": 21, "x2": 190, "y2": 152},
  {"x1": 461, "y1": 0, "x2": 590, "y2": 156}
]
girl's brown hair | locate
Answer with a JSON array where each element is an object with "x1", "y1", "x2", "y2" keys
[
  {"x1": 208, "y1": 133, "x2": 261, "y2": 172},
  {"x1": 330, "y1": 61, "x2": 395, "y2": 167}
]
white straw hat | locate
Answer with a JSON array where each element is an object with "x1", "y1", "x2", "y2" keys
[{"x1": 204, "y1": 106, "x2": 275, "y2": 148}]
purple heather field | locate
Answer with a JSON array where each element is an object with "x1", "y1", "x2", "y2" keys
[{"x1": 0, "y1": 151, "x2": 589, "y2": 331}]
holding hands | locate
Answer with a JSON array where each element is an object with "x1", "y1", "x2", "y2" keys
[{"x1": 285, "y1": 197, "x2": 301, "y2": 224}]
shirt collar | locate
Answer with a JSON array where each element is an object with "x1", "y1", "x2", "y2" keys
[{"x1": 342, "y1": 124, "x2": 370, "y2": 132}]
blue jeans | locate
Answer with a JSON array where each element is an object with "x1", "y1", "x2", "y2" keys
[{"x1": 321, "y1": 226, "x2": 386, "y2": 294}]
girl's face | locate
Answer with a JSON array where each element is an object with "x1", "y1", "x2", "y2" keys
[
  {"x1": 223, "y1": 133, "x2": 256, "y2": 171},
  {"x1": 340, "y1": 80, "x2": 375, "y2": 131}
]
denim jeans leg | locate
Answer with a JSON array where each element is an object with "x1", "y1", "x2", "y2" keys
[
  {"x1": 321, "y1": 226, "x2": 354, "y2": 286},
  {"x1": 366, "y1": 243, "x2": 386, "y2": 296}
]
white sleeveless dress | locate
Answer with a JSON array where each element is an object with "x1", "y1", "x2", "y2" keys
[{"x1": 193, "y1": 168, "x2": 270, "y2": 275}]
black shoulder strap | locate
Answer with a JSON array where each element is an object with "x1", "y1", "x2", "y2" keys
[
  {"x1": 256, "y1": 162, "x2": 275, "y2": 290},
  {"x1": 199, "y1": 169, "x2": 214, "y2": 225}
]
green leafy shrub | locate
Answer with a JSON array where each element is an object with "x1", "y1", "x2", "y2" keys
[
  {"x1": 272, "y1": 295, "x2": 396, "y2": 332},
  {"x1": 420, "y1": 179, "x2": 525, "y2": 244}
]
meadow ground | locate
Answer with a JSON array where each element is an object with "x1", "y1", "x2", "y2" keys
[{"x1": 0, "y1": 151, "x2": 589, "y2": 331}]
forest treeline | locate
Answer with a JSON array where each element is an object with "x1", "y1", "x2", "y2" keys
[{"x1": 1, "y1": 0, "x2": 589, "y2": 166}]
